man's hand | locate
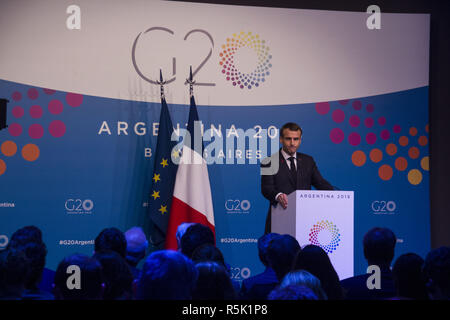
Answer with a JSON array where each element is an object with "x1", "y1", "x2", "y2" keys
[{"x1": 276, "y1": 193, "x2": 288, "y2": 209}]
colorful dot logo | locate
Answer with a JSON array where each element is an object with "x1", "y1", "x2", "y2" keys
[
  {"x1": 0, "y1": 87, "x2": 83, "y2": 176},
  {"x1": 316, "y1": 99, "x2": 429, "y2": 186},
  {"x1": 219, "y1": 31, "x2": 272, "y2": 89},
  {"x1": 309, "y1": 220, "x2": 341, "y2": 254}
]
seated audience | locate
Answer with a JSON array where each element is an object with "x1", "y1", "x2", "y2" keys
[
  {"x1": 53, "y1": 253, "x2": 104, "y2": 300},
  {"x1": 94, "y1": 227, "x2": 127, "y2": 258},
  {"x1": 180, "y1": 223, "x2": 215, "y2": 259},
  {"x1": 93, "y1": 250, "x2": 134, "y2": 300},
  {"x1": 280, "y1": 270, "x2": 327, "y2": 300},
  {"x1": 391, "y1": 253, "x2": 428, "y2": 300},
  {"x1": 239, "y1": 233, "x2": 279, "y2": 300},
  {"x1": 268, "y1": 284, "x2": 318, "y2": 300},
  {"x1": 192, "y1": 262, "x2": 236, "y2": 300},
  {"x1": 422, "y1": 246, "x2": 450, "y2": 300},
  {"x1": 340, "y1": 227, "x2": 397, "y2": 300},
  {"x1": 0, "y1": 248, "x2": 28, "y2": 300},
  {"x1": 124, "y1": 226, "x2": 148, "y2": 280},
  {"x1": 136, "y1": 250, "x2": 197, "y2": 300},
  {"x1": 292, "y1": 244, "x2": 343, "y2": 299}
]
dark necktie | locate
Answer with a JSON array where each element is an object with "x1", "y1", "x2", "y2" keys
[{"x1": 288, "y1": 156, "x2": 297, "y2": 184}]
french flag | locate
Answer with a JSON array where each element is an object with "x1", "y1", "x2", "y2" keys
[{"x1": 165, "y1": 94, "x2": 215, "y2": 250}]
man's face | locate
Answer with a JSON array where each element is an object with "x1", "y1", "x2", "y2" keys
[{"x1": 280, "y1": 129, "x2": 302, "y2": 156}]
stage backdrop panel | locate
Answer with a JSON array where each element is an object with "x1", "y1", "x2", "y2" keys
[{"x1": 0, "y1": 0, "x2": 429, "y2": 280}]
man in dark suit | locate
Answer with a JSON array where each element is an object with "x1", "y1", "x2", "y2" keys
[{"x1": 261, "y1": 122, "x2": 334, "y2": 233}]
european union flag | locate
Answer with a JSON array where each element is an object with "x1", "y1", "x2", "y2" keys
[{"x1": 148, "y1": 96, "x2": 178, "y2": 249}]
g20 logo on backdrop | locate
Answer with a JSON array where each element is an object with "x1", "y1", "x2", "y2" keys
[
  {"x1": 0, "y1": 235, "x2": 8, "y2": 249},
  {"x1": 225, "y1": 199, "x2": 251, "y2": 214},
  {"x1": 230, "y1": 266, "x2": 251, "y2": 280},
  {"x1": 371, "y1": 200, "x2": 396, "y2": 215},
  {"x1": 65, "y1": 199, "x2": 94, "y2": 214},
  {"x1": 131, "y1": 27, "x2": 272, "y2": 89}
]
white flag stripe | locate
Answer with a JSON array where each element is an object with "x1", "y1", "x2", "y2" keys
[{"x1": 172, "y1": 145, "x2": 215, "y2": 226}]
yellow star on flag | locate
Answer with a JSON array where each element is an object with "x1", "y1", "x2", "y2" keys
[
  {"x1": 159, "y1": 205, "x2": 167, "y2": 215},
  {"x1": 172, "y1": 149, "x2": 180, "y2": 159},
  {"x1": 151, "y1": 190, "x2": 160, "y2": 200},
  {"x1": 153, "y1": 173, "x2": 160, "y2": 183},
  {"x1": 160, "y1": 158, "x2": 168, "y2": 168}
]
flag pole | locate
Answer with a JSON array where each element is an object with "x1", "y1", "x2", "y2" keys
[
  {"x1": 186, "y1": 65, "x2": 195, "y2": 98},
  {"x1": 156, "y1": 68, "x2": 166, "y2": 100}
]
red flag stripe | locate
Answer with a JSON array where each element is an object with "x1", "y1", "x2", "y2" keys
[{"x1": 165, "y1": 196, "x2": 216, "y2": 250}]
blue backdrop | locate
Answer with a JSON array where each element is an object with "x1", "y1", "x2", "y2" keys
[{"x1": 0, "y1": 79, "x2": 430, "y2": 281}]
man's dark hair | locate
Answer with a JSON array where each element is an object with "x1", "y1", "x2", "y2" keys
[
  {"x1": 268, "y1": 284, "x2": 318, "y2": 300},
  {"x1": 191, "y1": 243, "x2": 227, "y2": 270},
  {"x1": 93, "y1": 250, "x2": 133, "y2": 300},
  {"x1": 9, "y1": 225, "x2": 43, "y2": 247},
  {"x1": 292, "y1": 244, "x2": 343, "y2": 300},
  {"x1": 266, "y1": 234, "x2": 301, "y2": 281},
  {"x1": 363, "y1": 227, "x2": 396, "y2": 267},
  {"x1": 11, "y1": 241, "x2": 47, "y2": 289},
  {"x1": 423, "y1": 246, "x2": 450, "y2": 299},
  {"x1": 0, "y1": 248, "x2": 29, "y2": 299},
  {"x1": 192, "y1": 262, "x2": 236, "y2": 300},
  {"x1": 94, "y1": 227, "x2": 127, "y2": 258},
  {"x1": 392, "y1": 253, "x2": 428, "y2": 299},
  {"x1": 180, "y1": 223, "x2": 215, "y2": 259},
  {"x1": 124, "y1": 227, "x2": 148, "y2": 267},
  {"x1": 53, "y1": 254, "x2": 103, "y2": 300},
  {"x1": 137, "y1": 250, "x2": 197, "y2": 300},
  {"x1": 280, "y1": 123, "x2": 303, "y2": 137},
  {"x1": 258, "y1": 233, "x2": 280, "y2": 267}
]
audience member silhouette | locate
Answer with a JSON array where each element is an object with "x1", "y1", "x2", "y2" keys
[
  {"x1": 124, "y1": 226, "x2": 148, "y2": 280},
  {"x1": 136, "y1": 250, "x2": 197, "y2": 300},
  {"x1": 180, "y1": 223, "x2": 215, "y2": 259},
  {"x1": 53, "y1": 253, "x2": 104, "y2": 300},
  {"x1": 280, "y1": 270, "x2": 328, "y2": 300},
  {"x1": 390, "y1": 253, "x2": 428, "y2": 300},
  {"x1": 94, "y1": 227, "x2": 127, "y2": 258},
  {"x1": 340, "y1": 227, "x2": 397, "y2": 300},
  {"x1": 266, "y1": 234, "x2": 301, "y2": 282},
  {"x1": 422, "y1": 246, "x2": 450, "y2": 300},
  {"x1": 239, "y1": 233, "x2": 279, "y2": 300},
  {"x1": 192, "y1": 243, "x2": 227, "y2": 268},
  {"x1": 9, "y1": 225, "x2": 43, "y2": 245},
  {"x1": 176, "y1": 222, "x2": 196, "y2": 250},
  {"x1": 8, "y1": 225, "x2": 55, "y2": 294},
  {"x1": 292, "y1": 245, "x2": 343, "y2": 299},
  {"x1": 192, "y1": 262, "x2": 236, "y2": 300},
  {"x1": 191, "y1": 243, "x2": 241, "y2": 292},
  {"x1": 93, "y1": 250, "x2": 134, "y2": 300},
  {"x1": 0, "y1": 248, "x2": 28, "y2": 300},
  {"x1": 11, "y1": 241, "x2": 53, "y2": 300},
  {"x1": 268, "y1": 284, "x2": 318, "y2": 300}
]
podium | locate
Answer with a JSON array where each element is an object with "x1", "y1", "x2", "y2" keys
[{"x1": 271, "y1": 190, "x2": 354, "y2": 280}]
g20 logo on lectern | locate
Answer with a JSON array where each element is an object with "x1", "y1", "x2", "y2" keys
[{"x1": 308, "y1": 220, "x2": 341, "y2": 254}]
